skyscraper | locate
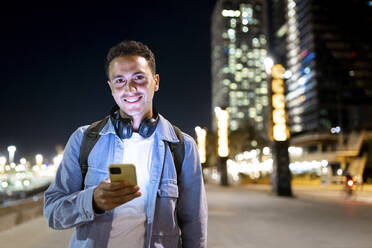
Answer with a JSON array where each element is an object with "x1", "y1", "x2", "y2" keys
[
  {"x1": 269, "y1": 0, "x2": 372, "y2": 180},
  {"x1": 211, "y1": 0, "x2": 270, "y2": 136},
  {"x1": 273, "y1": 0, "x2": 372, "y2": 135}
]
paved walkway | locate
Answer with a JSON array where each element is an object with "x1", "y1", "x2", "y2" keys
[{"x1": 1, "y1": 184, "x2": 372, "y2": 248}]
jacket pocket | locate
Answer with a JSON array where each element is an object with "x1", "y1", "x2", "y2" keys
[{"x1": 152, "y1": 181, "x2": 180, "y2": 237}]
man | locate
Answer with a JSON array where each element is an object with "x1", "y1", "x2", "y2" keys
[{"x1": 44, "y1": 41, "x2": 208, "y2": 248}]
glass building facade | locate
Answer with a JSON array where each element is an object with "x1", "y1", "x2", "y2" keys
[
  {"x1": 211, "y1": 0, "x2": 270, "y2": 135},
  {"x1": 271, "y1": 0, "x2": 372, "y2": 136}
]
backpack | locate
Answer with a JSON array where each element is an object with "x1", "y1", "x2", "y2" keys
[{"x1": 78, "y1": 116, "x2": 185, "y2": 188}]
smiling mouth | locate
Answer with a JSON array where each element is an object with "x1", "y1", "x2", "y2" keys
[{"x1": 124, "y1": 96, "x2": 142, "y2": 103}]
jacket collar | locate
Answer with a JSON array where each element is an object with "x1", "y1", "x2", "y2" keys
[{"x1": 98, "y1": 114, "x2": 180, "y2": 143}]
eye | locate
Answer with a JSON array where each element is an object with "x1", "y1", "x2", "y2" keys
[
  {"x1": 113, "y1": 78, "x2": 126, "y2": 84},
  {"x1": 134, "y1": 75, "x2": 145, "y2": 82}
]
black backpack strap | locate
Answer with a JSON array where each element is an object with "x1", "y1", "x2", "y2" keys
[
  {"x1": 166, "y1": 125, "x2": 185, "y2": 180},
  {"x1": 78, "y1": 116, "x2": 110, "y2": 188}
]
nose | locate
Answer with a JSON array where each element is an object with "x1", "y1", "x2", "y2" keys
[{"x1": 124, "y1": 79, "x2": 137, "y2": 93}]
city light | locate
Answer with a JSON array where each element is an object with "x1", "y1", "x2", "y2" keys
[
  {"x1": 215, "y1": 107, "x2": 229, "y2": 157},
  {"x1": 195, "y1": 126, "x2": 207, "y2": 164},
  {"x1": 53, "y1": 154, "x2": 63, "y2": 167},
  {"x1": 221, "y1": 9, "x2": 241, "y2": 17},
  {"x1": 264, "y1": 57, "x2": 274, "y2": 74},
  {"x1": 7, "y1": 145, "x2": 16, "y2": 163},
  {"x1": 0, "y1": 156, "x2": 6, "y2": 166},
  {"x1": 35, "y1": 154, "x2": 43, "y2": 165},
  {"x1": 271, "y1": 64, "x2": 290, "y2": 141}
]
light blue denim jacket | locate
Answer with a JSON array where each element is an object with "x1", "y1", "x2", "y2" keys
[{"x1": 44, "y1": 114, "x2": 208, "y2": 248}]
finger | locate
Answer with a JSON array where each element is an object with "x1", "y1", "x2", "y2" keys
[
  {"x1": 102, "y1": 186, "x2": 140, "y2": 197},
  {"x1": 111, "y1": 191, "x2": 142, "y2": 204},
  {"x1": 100, "y1": 181, "x2": 129, "y2": 191}
]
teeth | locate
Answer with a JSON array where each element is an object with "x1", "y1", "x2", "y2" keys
[{"x1": 125, "y1": 96, "x2": 141, "y2": 103}]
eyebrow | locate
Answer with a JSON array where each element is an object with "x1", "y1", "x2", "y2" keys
[{"x1": 111, "y1": 71, "x2": 145, "y2": 80}]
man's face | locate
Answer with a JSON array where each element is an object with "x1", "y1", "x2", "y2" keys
[{"x1": 107, "y1": 55, "x2": 159, "y2": 120}]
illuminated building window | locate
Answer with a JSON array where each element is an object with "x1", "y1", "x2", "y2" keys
[
  {"x1": 234, "y1": 73, "x2": 242, "y2": 82},
  {"x1": 242, "y1": 80, "x2": 249, "y2": 89},
  {"x1": 230, "y1": 18, "x2": 237, "y2": 28},
  {"x1": 223, "y1": 79, "x2": 230, "y2": 85},
  {"x1": 241, "y1": 44, "x2": 248, "y2": 50},
  {"x1": 242, "y1": 26, "x2": 249, "y2": 32},
  {"x1": 236, "y1": 63, "x2": 243, "y2": 70},
  {"x1": 259, "y1": 35, "x2": 266, "y2": 45},
  {"x1": 248, "y1": 52, "x2": 253, "y2": 58},
  {"x1": 228, "y1": 29, "x2": 236, "y2": 40},
  {"x1": 237, "y1": 112, "x2": 244, "y2": 118},
  {"x1": 255, "y1": 116, "x2": 263, "y2": 122},
  {"x1": 252, "y1": 38, "x2": 260, "y2": 47},
  {"x1": 242, "y1": 68, "x2": 249, "y2": 77},
  {"x1": 260, "y1": 88, "x2": 267, "y2": 94},
  {"x1": 236, "y1": 91, "x2": 244, "y2": 97},
  {"x1": 222, "y1": 32, "x2": 228, "y2": 39},
  {"x1": 235, "y1": 49, "x2": 242, "y2": 58},
  {"x1": 248, "y1": 60, "x2": 254, "y2": 66},
  {"x1": 255, "y1": 76, "x2": 261, "y2": 82},
  {"x1": 222, "y1": 9, "x2": 241, "y2": 17},
  {"x1": 230, "y1": 83, "x2": 238, "y2": 89},
  {"x1": 230, "y1": 106, "x2": 238, "y2": 113},
  {"x1": 222, "y1": 67, "x2": 229, "y2": 73},
  {"x1": 230, "y1": 120, "x2": 238, "y2": 131}
]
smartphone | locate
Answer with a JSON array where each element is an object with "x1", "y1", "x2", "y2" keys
[{"x1": 109, "y1": 164, "x2": 137, "y2": 186}]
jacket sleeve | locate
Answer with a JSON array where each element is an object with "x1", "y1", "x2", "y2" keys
[
  {"x1": 177, "y1": 134, "x2": 208, "y2": 248},
  {"x1": 43, "y1": 126, "x2": 97, "y2": 230}
]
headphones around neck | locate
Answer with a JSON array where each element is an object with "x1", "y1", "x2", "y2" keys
[{"x1": 109, "y1": 105, "x2": 159, "y2": 139}]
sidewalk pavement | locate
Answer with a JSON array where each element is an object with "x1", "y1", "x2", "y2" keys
[{"x1": 0, "y1": 183, "x2": 371, "y2": 248}]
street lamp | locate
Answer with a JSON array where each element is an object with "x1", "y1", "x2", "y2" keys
[
  {"x1": 215, "y1": 107, "x2": 229, "y2": 157},
  {"x1": 35, "y1": 154, "x2": 43, "y2": 165},
  {"x1": 195, "y1": 126, "x2": 207, "y2": 164},
  {"x1": 268, "y1": 64, "x2": 292, "y2": 197},
  {"x1": 7, "y1": 145, "x2": 16, "y2": 163},
  {"x1": 0, "y1": 156, "x2": 6, "y2": 174},
  {"x1": 215, "y1": 107, "x2": 230, "y2": 186}
]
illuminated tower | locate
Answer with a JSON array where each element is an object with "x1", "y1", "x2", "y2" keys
[
  {"x1": 211, "y1": 0, "x2": 269, "y2": 137},
  {"x1": 276, "y1": 0, "x2": 372, "y2": 135}
]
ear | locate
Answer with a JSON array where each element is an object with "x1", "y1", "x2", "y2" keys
[
  {"x1": 154, "y1": 74, "x2": 160, "y2": 91},
  {"x1": 107, "y1": 80, "x2": 114, "y2": 92}
]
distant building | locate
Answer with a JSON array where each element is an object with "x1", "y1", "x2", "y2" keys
[
  {"x1": 269, "y1": 0, "x2": 372, "y2": 181},
  {"x1": 270, "y1": 0, "x2": 372, "y2": 135},
  {"x1": 211, "y1": 0, "x2": 270, "y2": 138}
]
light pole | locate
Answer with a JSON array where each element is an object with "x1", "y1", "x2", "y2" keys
[
  {"x1": 195, "y1": 126, "x2": 207, "y2": 164},
  {"x1": 215, "y1": 107, "x2": 229, "y2": 186},
  {"x1": 268, "y1": 64, "x2": 292, "y2": 196},
  {"x1": 35, "y1": 154, "x2": 43, "y2": 166},
  {"x1": 0, "y1": 156, "x2": 6, "y2": 173},
  {"x1": 7, "y1": 145, "x2": 16, "y2": 164}
]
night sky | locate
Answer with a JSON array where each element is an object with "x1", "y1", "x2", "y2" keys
[{"x1": 0, "y1": 1, "x2": 217, "y2": 161}]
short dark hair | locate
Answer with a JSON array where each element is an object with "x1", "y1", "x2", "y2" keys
[{"x1": 105, "y1": 40, "x2": 156, "y2": 78}]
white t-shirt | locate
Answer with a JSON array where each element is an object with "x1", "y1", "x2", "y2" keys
[{"x1": 107, "y1": 132, "x2": 154, "y2": 248}]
